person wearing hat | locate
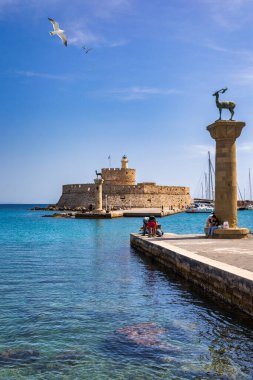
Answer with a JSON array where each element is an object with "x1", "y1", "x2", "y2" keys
[{"x1": 207, "y1": 213, "x2": 219, "y2": 237}]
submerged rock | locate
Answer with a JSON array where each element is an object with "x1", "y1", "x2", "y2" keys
[
  {"x1": 0, "y1": 348, "x2": 39, "y2": 365},
  {"x1": 54, "y1": 350, "x2": 82, "y2": 366},
  {"x1": 114, "y1": 322, "x2": 181, "y2": 355},
  {"x1": 31, "y1": 350, "x2": 83, "y2": 373},
  {"x1": 116, "y1": 322, "x2": 167, "y2": 348},
  {"x1": 100, "y1": 322, "x2": 181, "y2": 365}
]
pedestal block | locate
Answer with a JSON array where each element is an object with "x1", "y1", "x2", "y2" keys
[
  {"x1": 207, "y1": 120, "x2": 249, "y2": 238},
  {"x1": 204, "y1": 227, "x2": 249, "y2": 239},
  {"x1": 214, "y1": 228, "x2": 249, "y2": 239},
  {"x1": 94, "y1": 178, "x2": 105, "y2": 214}
]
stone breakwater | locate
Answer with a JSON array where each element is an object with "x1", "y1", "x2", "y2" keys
[
  {"x1": 130, "y1": 233, "x2": 253, "y2": 317},
  {"x1": 32, "y1": 206, "x2": 183, "y2": 218}
]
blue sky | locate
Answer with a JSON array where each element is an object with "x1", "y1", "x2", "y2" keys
[{"x1": 1, "y1": 0, "x2": 253, "y2": 203}]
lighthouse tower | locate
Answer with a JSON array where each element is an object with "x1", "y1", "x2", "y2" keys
[
  {"x1": 101, "y1": 155, "x2": 136, "y2": 185},
  {"x1": 121, "y1": 154, "x2": 128, "y2": 169}
]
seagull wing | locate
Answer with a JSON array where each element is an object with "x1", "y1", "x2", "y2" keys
[
  {"x1": 48, "y1": 18, "x2": 60, "y2": 31},
  {"x1": 82, "y1": 46, "x2": 92, "y2": 53},
  {"x1": 58, "y1": 32, "x2": 67, "y2": 47}
]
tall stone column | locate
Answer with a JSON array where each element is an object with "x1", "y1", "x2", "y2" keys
[
  {"x1": 207, "y1": 120, "x2": 249, "y2": 238},
  {"x1": 94, "y1": 178, "x2": 105, "y2": 213}
]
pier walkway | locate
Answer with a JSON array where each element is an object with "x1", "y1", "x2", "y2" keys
[{"x1": 130, "y1": 233, "x2": 253, "y2": 317}]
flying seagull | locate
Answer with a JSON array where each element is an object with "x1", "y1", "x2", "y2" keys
[
  {"x1": 82, "y1": 45, "x2": 92, "y2": 54},
  {"x1": 48, "y1": 18, "x2": 67, "y2": 47}
]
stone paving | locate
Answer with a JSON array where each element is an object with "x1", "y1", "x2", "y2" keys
[{"x1": 147, "y1": 233, "x2": 253, "y2": 273}]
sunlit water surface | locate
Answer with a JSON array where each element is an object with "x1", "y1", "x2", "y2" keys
[{"x1": 0, "y1": 205, "x2": 253, "y2": 379}]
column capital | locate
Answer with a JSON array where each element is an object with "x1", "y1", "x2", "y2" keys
[
  {"x1": 94, "y1": 178, "x2": 104, "y2": 186},
  {"x1": 207, "y1": 120, "x2": 245, "y2": 141}
]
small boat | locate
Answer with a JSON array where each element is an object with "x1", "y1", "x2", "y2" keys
[
  {"x1": 185, "y1": 203, "x2": 214, "y2": 213},
  {"x1": 245, "y1": 204, "x2": 253, "y2": 210}
]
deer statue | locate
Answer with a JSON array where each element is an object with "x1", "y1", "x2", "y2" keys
[
  {"x1": 212, "y1": 87, "x2": 236, "y2": 121},
  {"x1": 95, "y1": 170, "x2": 102, "y2": 178}
]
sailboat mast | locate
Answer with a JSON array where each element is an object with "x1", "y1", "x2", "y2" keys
[
  {"x1": 208, "y1": 151, "x2": 214, "y2": 201},
  {"x1": 205, "y1": 172, "x2": 208, "y2": 199},
  {"x1": 249, "y1": 169, "x2": 252, "y2": 202}
]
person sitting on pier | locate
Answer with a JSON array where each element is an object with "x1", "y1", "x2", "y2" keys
[
  {"x1": 207, "y1": 213, "x2": 219, "y2": 238},
  {"x1": 141, "y1": 217, "x2": 149, "y2": 236},
  {"x1": 206, "y1": 213, "x2": 214, "y2": 228},
  {"x1": 147, "y1": 216, "x2": 157, "y2": 237},
  {"x1": 156, "y1": 223, "x2": 164, "y2": 237}
]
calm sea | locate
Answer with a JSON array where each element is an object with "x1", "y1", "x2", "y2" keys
[{"x1": 0, "y1": 204, "x2": 253, "y2": 379}]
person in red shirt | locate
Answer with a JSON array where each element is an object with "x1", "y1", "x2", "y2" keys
[{"x1": 147, "y1": 216, "x2": 157, "y2": 237}]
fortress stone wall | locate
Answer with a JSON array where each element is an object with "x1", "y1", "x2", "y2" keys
[
  {"x1": 57, "y1": 156, "x2": 192, "y2": 209},
  {"x1": 101, "y1": 168, "x2": 136, "y2": 185}
]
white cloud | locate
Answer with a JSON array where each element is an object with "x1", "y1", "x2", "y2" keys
[
  {"x1": 66, "y1": 21, "x2": 128, "y2": 48},
  {"x1": 237, "y1": 142, "x2": 253, "y2": 152},
  {"x1": 108, "y1": 39, "x2": 129, "y2": 48},
  {"x1": 204, "y1": 43, "x2": 253, "y2": 59},
  {"x1": 231, "y1": 67, "x2": 253, "y2": 84},
  {"x1": 203, "y1": 0, "x2": 252, "y2": 29},
  {"x1": 67, "y1": 23, "x2": 103, "y2": 47},
  {"x1": 0, "y1": 0, "x2": 130, "y2": 48},
  {"x1": 0, "y1": 0, "x2": 60, "y2": 13},
  {"x1": 0, "y1": 0, "x2": 131, "y2": 17},
  {"x1": 14, "y1": 70, "x2": 69, "y2": 80},
  {"x1": 187, "y1": 144, "x2": 215, "y2": 157},
  {"x1": 107, "y1": 86, "x2": 181, "y2": 100},
  {"x1": 87, "y1": 0, "x2": 131, "y2": 19}
]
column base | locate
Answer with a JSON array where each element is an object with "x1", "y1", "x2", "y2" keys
[
  {"x1": 204, "y1": 227, "x2": 250, "y2": 238},
  {"x1": 213, "y1": 228, "x2": 249, "y2": 239},
  {"x1": 94, "y1": 209, "x2": 106, "y2": 214}
]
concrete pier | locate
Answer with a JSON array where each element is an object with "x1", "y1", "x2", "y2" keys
[
  {"x1": 130, "y1": 233, "x2": 253, "y2": 317},
  {"x1": 122, "y1": 208, "x2": 182, "y2": 217},
  {"x1": 75, "y1": 211, "x2": 123, "y2": 219},
  {"x1": 42, "y1": 207, "x2": 182, "y2": 219}
]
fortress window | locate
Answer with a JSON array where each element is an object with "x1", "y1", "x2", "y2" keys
[{"x1": 120, "y1": 196, "x2": 126, "y2": 200}]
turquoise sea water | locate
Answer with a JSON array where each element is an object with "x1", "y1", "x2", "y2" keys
[{"x1": 0, "y1": 205, "x2": 253, "y2": 379}]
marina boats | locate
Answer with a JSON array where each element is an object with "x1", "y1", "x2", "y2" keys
[
  {"x1": 246, "y1": 169, "x2": 253, "y2": 210},
  {"x1": 188, "y1": 152, "x2": 215, "y2": 213},
  {"x1": 185, "y1": 203, "x2": 214, "y2": 213},
  {"x1": 238, "y1": 169, "x2": 253, "y2": 210}
]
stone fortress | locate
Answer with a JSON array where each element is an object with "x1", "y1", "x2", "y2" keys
[{"x1": 57, "y1": 155, "x2": 192, "y2": 210}]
